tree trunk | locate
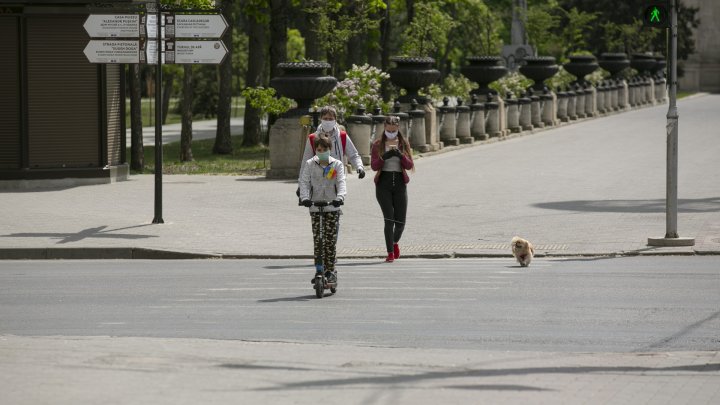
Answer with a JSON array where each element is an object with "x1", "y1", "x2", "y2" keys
[
  {"x1": 380, "y1": 1, "x2": 392, "y2": 101},
  {"x1": 303, "y1": 8, "x2": 321, "y2": 60},
  {"x1": 161, "y1": 71, "x2": 173, "y2": 125},
  {"x1": 129, "y1": 63, "x2": 144, "y2": 171},
  {"x1": 213, "y1": 1, "x2": 234, "y2": 154},
  {"x1": 180, "y1": 65, "x2": 193, "y2": 162},
  {"x1": 242, "y1": 6, "x2": 268, "y2": 147},
  {"x1": 269, "y1": 0, "x2": 288, "y2": 79},
  {"x1": 406, "y1": 0, "x2": 414, "y2": 24}
]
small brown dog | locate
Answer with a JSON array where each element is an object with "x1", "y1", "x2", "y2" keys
[{"x1": 511, "y1": 236, "x2": 534, "y2": 267}]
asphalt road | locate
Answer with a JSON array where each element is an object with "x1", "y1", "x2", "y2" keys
[{"x1": 1, "y1": 257, "x2": 718, "y2": 353}]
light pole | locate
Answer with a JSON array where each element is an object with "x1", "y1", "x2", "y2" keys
[
  {"x1": 152, "y1": 0, "x2": 164, "y2": 224},
  {"x1": 648, "y1": 0, "x2": 693, "y2": 247}
]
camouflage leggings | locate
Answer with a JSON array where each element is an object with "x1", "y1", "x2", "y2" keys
[{"x1": 310, "y1": 211, "x2": 340, "y2": 272}]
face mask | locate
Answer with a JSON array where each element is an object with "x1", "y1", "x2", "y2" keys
[
  {"x1": 321, "y1": 120, "x2": 336, "y2": 132},
  {"x1": 317, "y1": 151, "x2": 330, "y2": 161},
  {"x1": 385, "y1": 130, "x2": 398, "y2": 139}
]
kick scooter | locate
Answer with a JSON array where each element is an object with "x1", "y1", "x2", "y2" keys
[{"x1": 307, "y1": 201, "x2": 340, "y2": 298}]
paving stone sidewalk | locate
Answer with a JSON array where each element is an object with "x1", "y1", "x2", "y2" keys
[{"x1": 1, "y1": 95, "x2": 719, "y2": 259}]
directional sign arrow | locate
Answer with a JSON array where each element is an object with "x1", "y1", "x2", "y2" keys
[
  {"x1": 84, "y1": 14, "x2": 140, "y2": 38},
  {"x1": 172, "y1": 14, "x2": 228, "y2": 38},
  {"x1": 171, "y1": 40, "x2": 228, "y2": 64},
  {"x1": 84, "y1": 40, "x2": 140, "y2": 63}
]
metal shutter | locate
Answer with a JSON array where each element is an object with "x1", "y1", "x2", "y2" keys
[
  {"x1": 106, "y1": 64, "x2": 121, "y2": 166},
  {"x1": 27, "y1": 16, "x2": 99, "y2": 168},
  {"x1": 0, "y1": 17, "x2": 20, "y2": 169}
]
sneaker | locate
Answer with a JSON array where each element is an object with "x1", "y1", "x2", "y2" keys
[
  {"x1": 325, "y1": 271, "x2": 337, "y2": 284},
  {"x1": 393, "y1": 243, "x2": 400, "y2": 259},
  {"x1": 311, "y1": 265, "x2": 324, "y2": 284},
  {"x1": 385, "y1": 253, "x2": 394, "y2": 263}
]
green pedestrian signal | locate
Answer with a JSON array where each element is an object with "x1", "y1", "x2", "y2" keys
[{"x1": 643, "y1": 3, "x2": 670, "y2": 28}]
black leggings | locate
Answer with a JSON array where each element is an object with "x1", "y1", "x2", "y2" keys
[{"x1": 375, "y1": 171, "x2": 407, "y2": 253}]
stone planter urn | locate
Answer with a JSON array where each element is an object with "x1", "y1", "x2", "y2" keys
[
  {"x1": 460, "y1": 56, "x2": 508, "y2": 98},
  {"x1": 519, "y1": 56, "x2": 559, "y2": 91},
  {"x1": 630, "y1": 53, "x2": 657, "y2": 77},
  {"x1": 653, "y1": 55, "x2": 667, "y2": 79},
  {"x1": 564, "y1": 54, "x2": 599, "y2": 85},
  {"x1": 599, "y1": 53, "x2": 630, "y2": 79},
  {"x1": 270, "y1": 61, "x2": 337, "y2": 116},
  {"x1": 388, "y1": 56, "x2": 441, "y2": 104},
  {"x1": 267, "y1": 62, "x2": 337, "y2": 179}
]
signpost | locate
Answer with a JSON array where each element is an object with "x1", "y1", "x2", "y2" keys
[
  {"x1": 647, "y1": 0, "x2": 694, "y2": 247},
  {"x1": 83, "y1": 14, "x2": 140, "y2": 38},
  {"x1": 165, "y1": 40, "x2": 228, "y2": 64},
  {"x1": 83, "y1": 40, "x2": 140, "y2": 64},
  {"x1": 83, "y1": 2, "x2": 228, "y2": 225}
]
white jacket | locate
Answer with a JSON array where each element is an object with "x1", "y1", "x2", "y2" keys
[
  {"x1": 299, "y1": 125, "x2": 364, "y2": 173},
  {"x1": 298, "y1": 156, "x2": 347, "y2": 213}
]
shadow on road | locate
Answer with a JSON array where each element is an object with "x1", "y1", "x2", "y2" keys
[
  {"x1": 257, "y1": 295, "x2": 321, "y2": 303},
  {"x1": 1, "y1": 224, "x2": 157, "y2": 244},
  {"x1": 534, "y1": 197, "x2": 720, "y2": 213},
  {"x1": 253, "y1": 363, "x2": 720, "y2": 391}
]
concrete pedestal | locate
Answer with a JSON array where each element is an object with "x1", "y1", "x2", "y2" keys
[{"x1": 267, "y1": 116, "x2": 311, "y2": 179}]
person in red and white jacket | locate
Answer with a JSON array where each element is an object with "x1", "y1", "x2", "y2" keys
[
  {"x1": 299, "y1": 106, "x2": 365, "y2": 179},
  {"x1": 370, "y1": 115, "x2": 414, "y2": 263}
]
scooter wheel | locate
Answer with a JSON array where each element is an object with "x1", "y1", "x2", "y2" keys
[
  {"x1": 315, "y1": 279, "x2": 324, "y2": 298},
  {"x1": 330, "y1": 287, "x2": 336, "y2": 294}
]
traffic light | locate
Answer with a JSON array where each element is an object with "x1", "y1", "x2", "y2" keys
[{"x1": 643, "y1": 2, "x2": 670, "y2": 28}]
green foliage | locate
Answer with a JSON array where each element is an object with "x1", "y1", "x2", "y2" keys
[
  {"x1": 191, "y1": 65, "x2": 219, "y2": 118},
  {"x1": 401, "y1": 2, "x2": 457, "y2": 57},
  {"x1": 489, "y1": 72, "x2": 533, "y2": 97},
  {"x1": 316, "y1": 63, "x2": 391, "y2": 120},
  {"x1": 424, "y1": 74, "x2": 478, "y2": 102},
  {"x1": 525, "y1": 2, "x2": 562, "y2": 58},
  {"x1": 304, "y1": 0, "x2": 380, "y2": 66},
  {"x1": 162, "y1": 0, "x2": 215, "y2": 9},
  {"x1": 560, "y1": 7, "x2": 597, "y2": 56},
  {"x1": 287, "y1": 28, "x2": 306, "y2": 62},
  {"x1": 133, "y1": 135, "x2": 269, "y2": 175},
  {"x1": 602, "y1": 19, "x2": 659, "y2": 55},
  {"x1": 461, "y1": 0, "x2": 503, "y2": 56},
  {"x1": 543, "y1": 66, "x2": 575, "y2": 91},
  {"x1": 241, "y1": 87, "x2": 294, "y2": 116}
]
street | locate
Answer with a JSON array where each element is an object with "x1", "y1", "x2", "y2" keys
[{"x1": 1, "y1": 257, "x2": 718, "y2": 404}]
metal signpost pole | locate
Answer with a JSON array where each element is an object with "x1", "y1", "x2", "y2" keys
[
  {"x1": 648, "y1": 0, "x2": 694, "y2": 247},
  {"x1": 152, "y1": 0, "x2": 164, "y2": 224}
]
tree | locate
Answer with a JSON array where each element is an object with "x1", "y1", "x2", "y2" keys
[
  {"x1": 180, "y1": 65, "x2": 194, "y2": 161},
  {"x1": 401, "y1": 2, "x2": 456, "y2": 59},
  {"x1": 214, "y1": 0, "x2": 234, "y2": 154},
  {"x1": 129, "y1": 64, "x2": 144, "y2": 170},
  {"x1": 557, "y1": 0, "x2": 699, "y2": 61},
  {"x1": 302, "y1": 0, "x2": 384, "y2": 76},
  {"x1": 241, "y1": 0, "x2": 269, "y2": 147}
]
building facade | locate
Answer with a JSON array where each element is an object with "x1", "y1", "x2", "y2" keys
[
  {"x1": 679, "y1": 0, "x2": 720, "y2": 92},
  {"x1": 0, "y1": 0, "x2": 129, "y2": 188}
]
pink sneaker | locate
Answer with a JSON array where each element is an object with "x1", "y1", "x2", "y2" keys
[
  {"x1": 393, "y1": 243, "x2": 400, "y2": 259},
  {"x1": 385, "y1": 253, "x2": 394, "y2": 263}
]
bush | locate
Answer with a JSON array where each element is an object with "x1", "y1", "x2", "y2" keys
[{"x1": 316, "y1": 63, "x2": 391, "y2": 121}]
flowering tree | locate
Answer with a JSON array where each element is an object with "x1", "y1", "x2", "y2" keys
[{"x1": 316, "y1": 63, "x2": 391, "y2": 122}]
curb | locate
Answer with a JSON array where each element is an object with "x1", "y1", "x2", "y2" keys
[{"x1": 0, "y1": 248, "x2": 716, "y2": 260}]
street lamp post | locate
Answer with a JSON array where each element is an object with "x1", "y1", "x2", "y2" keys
[{"x1": 648, "y1": 0, "x2": 693, "y2": 247}]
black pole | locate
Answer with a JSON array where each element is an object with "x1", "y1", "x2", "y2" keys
[{"x1": 152, "y1": 0, "x2": 164, "y2": 224}]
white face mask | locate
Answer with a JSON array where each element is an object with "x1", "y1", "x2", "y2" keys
[
  {"x1": 385, "y1": 130, "x2": 398, "y2": 139},
  {"x1": 321, "y1": 120, "x2": 336, "y2": 132}
]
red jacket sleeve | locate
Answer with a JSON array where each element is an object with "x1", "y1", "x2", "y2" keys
[{"x1": 370, "y1": 142, "x2": 384, "y2": 171}]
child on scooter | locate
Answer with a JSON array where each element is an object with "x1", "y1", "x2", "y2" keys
[{"x1": 298, "y1": 135, "x2": 346, "y2": 284}]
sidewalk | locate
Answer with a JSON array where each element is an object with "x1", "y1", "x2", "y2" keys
[
  {"x1": 2, "y1": 335, "x2": 718, "y2": 405},
  {"x1": 2, "y1": 94, "x2": 719, "y2": 259}
]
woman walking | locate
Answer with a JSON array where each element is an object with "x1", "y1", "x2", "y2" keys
[{"x1": 370, "y1": 115, "x2": 414, "y2": 263}]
